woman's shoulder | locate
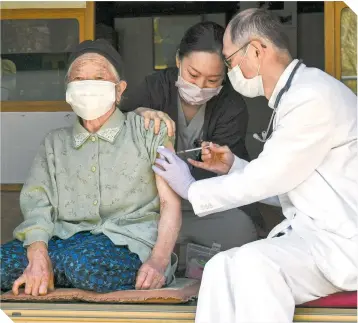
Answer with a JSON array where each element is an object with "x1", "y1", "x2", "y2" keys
[
  {"x1": 45, "y1": 127, "x2": 72, "y2": 140},
  {"x1": 144, "y1": 67, "x2": 178, "y2": 86},
  {"x1": 36, "y1": 127, "x2": 72, "y2": 151}
]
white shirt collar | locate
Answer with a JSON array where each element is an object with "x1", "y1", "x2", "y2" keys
[{"x1": 268, "y1": 59, "x2": 303, "y2": 109}]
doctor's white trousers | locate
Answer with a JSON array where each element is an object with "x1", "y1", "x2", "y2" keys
[{"x1": 195, "y1": 230, "x2": 341, "y2": 323}]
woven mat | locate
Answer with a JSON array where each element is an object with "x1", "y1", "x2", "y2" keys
[{"x1": 1, "y1": 278, "x2": 200, "y2": 304}]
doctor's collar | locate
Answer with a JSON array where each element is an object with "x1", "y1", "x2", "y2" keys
[{"x1": 268, "y1": 59, "x2": 303, "y2": 110}]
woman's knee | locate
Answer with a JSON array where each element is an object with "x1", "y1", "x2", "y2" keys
[
  {"x1": 62, "y1": 244, "x2": 139, "y2": 292},
  {"x1": 0, "y1": 240, "x2": 27, "y2": 291}
]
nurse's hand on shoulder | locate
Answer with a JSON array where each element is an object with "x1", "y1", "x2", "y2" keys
[
  {"x1": 188, "y1": 142, "x2": 235, "y2": 175},
  {"x1": 134, "y1": 107, "x2": 176, "y2": 137}
]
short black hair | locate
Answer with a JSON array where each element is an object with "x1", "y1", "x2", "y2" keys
[{"x1": 177, "y1": 21, "x2": 225, "y2": 60}]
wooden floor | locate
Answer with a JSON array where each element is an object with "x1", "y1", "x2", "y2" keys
[{"x1": 1, "y1": 302, "x2": 357, "y2": 323}]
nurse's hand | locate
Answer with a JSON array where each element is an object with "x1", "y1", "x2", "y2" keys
[
  {"x1": 134, "y1": 107, "x2": 176, "y2": 137},
  {"x1": 188, "y1": 142, "x2": 235, "y2": 175}
]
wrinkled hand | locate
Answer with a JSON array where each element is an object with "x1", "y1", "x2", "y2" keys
[
  {"x1": 152, "y1": 147, "x2": 196, "y2": 200},
  {"x1": 12, "y1": 242, "x2": 54, "y2": 296},
  {"x1": 135, "y1": 257, "x2": 167, "y2": 290},
  {"x1": 188, "y1": 142, "x2": 235, "y2": 175},
  {"x1": 134, "y1": 107, "x2": 176, "y2": 137}
]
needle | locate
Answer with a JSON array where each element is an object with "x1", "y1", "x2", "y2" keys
[{"x1": 176, "y1": 146, "x2": 210, "y2": 155}]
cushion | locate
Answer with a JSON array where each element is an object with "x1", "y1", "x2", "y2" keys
[
  {"x1": 300, "y1": 291, "x2": 357, "y2": 308},
  {"x1": 0, "y1": 278, "x2": 200, "y2": 304}
]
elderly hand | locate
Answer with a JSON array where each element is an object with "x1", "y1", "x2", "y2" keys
[
  {"x1": 135, "y1": 257, "x2": 167, "y2": 290},
  {"x1": 134, "y1": 107, "x2": 176, "y2": 137},
  {"x1": 12, "y1": 242, "x2": 54, "y2": 296},
  {"x1": 188, "y1": 142, "x2": 235, "y2": 175},
  {"x1": 152, "y1": 147, "x2": 196, "y2": 200}
]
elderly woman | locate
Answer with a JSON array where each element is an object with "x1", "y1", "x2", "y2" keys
[{"x1": 0, "y1": 39, "x2": 181, "y2": 296}]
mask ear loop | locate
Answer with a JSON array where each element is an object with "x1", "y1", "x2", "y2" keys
[
  {"x1": 255, "y1": 45, "x2": 262, "y2": 76},
  {"x1": 256, "y1": 62, "x2": 261, "y2": 76},
  {"x1": 237, "y1": 43, "x2": 250, "y2": 69}
]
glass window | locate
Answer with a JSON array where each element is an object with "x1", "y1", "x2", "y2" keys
[
  {"x1": 340, "y1": 8, "x2": 357, "y2": 94},
  {"x1": 1, "y1": 19, "x2": 79, "y2": 101}
]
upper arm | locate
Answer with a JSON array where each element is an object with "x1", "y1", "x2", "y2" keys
[
  {"x1": 20, "y1": 135, "x2": 57, "y2": 211},
  {"x1": 15, "y1": 134, "x2": 57, "y2": 242},
  {"x1": 155, "y1": 141, "x2": 181, "y2": 208},
  {"x1": 143, "y1": 118, "x2": 175, "y2": 163}
]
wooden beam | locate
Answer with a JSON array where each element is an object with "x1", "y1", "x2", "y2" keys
[
  {"x1": 1, "y1": 101, "x2": 72, "y2": 113},
  {"x1": 84, "y1": 1, "x2": 95, "y2": 40},
  {"x1": 2, "y1": 302, "x2": 356, "y2": 323},
  {"x1": 324, "y1": 1, "x2": 336, "y2": 76},
  {"x1": 1, "y1": 184, "x2": 23, "y2": 191}
]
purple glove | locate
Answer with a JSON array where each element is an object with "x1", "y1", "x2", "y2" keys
[{"x1": 152, "y1": 147, "x2": 196, "y2": 200}]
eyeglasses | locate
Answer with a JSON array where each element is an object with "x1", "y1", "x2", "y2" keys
[{"x1": 223, "y1": 42, "x2": 267, "y2": 69}]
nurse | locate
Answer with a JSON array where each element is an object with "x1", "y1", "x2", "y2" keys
[
  {"x1": 123, "y1": 21, "x2": 263, "y2": 264},
  {"x1": 153, "y1": 8, "x2": 358, "y2": 323}
]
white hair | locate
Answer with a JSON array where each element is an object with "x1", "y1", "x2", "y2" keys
[
  {"x1": 229, "y1": 8, "x2": 291, "y2": 56},
  {"x1": 65, "y1": 55, "x2": 120, "y2": 83}
]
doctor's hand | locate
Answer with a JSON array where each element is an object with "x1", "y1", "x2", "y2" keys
[
  {"x1": 152, "y1": 147, "x2": 196, "y2": 200},
  {"x1": 134, "y1": 107, "x2": 176, "y2": 137},
  {"x1": 188, "y1": 142, "x2": 235, "y2": 175}
]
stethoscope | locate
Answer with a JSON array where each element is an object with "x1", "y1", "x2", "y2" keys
[{"x1": 253, "y1": 59, "x2": 303, "y2": 143}]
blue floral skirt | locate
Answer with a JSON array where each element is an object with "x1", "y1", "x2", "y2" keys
[{"x1": 1, "y1": 232, "x2": 142, "y2": 293}]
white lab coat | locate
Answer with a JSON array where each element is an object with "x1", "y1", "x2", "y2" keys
[{"x1": 190, "y1": 60, "x2": 358, "y2": 323}]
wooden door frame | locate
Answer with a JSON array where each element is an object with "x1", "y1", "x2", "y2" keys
[{"x1": 324, "y1": 1, "x2": 349, "y2": 78}]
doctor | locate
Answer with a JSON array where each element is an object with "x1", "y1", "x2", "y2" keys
[{"x1": 152, "y1": 8, "x2": 358, "y2": 323}]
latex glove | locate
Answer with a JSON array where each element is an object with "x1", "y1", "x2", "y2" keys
[{"x1": 152, "y1": 147, "x2": 196, "y2": 200}]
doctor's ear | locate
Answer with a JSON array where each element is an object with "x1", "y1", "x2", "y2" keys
[{"x1": 251, "y1": 40, "x2": 268, "y2": 58}]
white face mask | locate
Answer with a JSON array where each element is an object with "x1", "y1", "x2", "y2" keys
[
  {"x1": 227, "y1": 45, "x2": 265, "y2": 98},
  {"x1": 66, "y1": 80, "x2": 116, "y2": 120}
]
